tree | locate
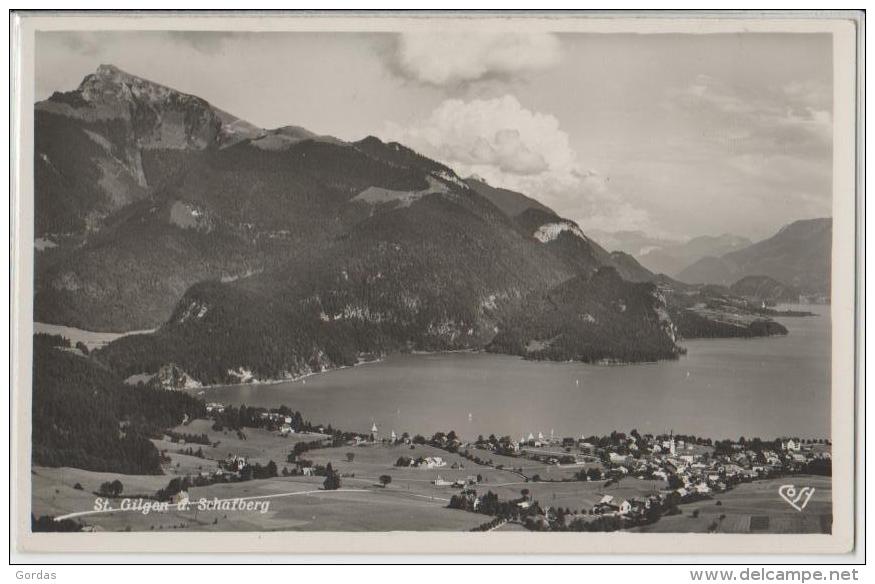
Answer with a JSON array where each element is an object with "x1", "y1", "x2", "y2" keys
[
  {"x1": 323, "y1": 463, "x2": 341, "y2": 490},
  {"x1": 110, "y1": 479, "x2": 124, "y2": 496},
  {"x1": 346, "y1": 452, "x2": 355, "y2": 463},
  {"x1": 379, "y1": 474, "x2": 392, "y2": 488},
  {"x1": 667, "y1": 474, "x2": 685, "y2": 490}
]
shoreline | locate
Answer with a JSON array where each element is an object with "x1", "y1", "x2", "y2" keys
[{"x1": 194, "y1": 356, "x2": 388, "y2": 393}]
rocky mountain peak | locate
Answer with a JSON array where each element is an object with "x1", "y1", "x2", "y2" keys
[
  {"x1": 79, "y1": 64, "x2": 187, "y2": 106},
  {"x1": 60, "y1": 64, "x2": 224, "y2": 150}
]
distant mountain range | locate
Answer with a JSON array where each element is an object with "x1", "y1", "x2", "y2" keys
[
  {"x1": 33, "y1": 65, "x2": 807, "y2": 386},
  {"x1": 675, "y1": 218, "x2": 832, "y2": 297},
  {"x1": 639, "y1": 234, "x2": 753, "y2": 277}
]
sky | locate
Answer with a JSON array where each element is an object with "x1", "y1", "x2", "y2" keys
[{"x1": 35, "y1": 30, "x2": 833, "y2": 241}]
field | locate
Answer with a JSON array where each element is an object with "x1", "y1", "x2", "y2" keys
[
  {"x1": 630, "y1": 475, "x2": 832, "y2": 534},
  {"x1": 31, "y1": 418, "x2": 525, "y2": 532},
  {"x1": 33, "y1": 322, "x2": 154, "y2": 350},
  {"x1": 31, "y1": 417, "x2": 831, "y2": 533}
]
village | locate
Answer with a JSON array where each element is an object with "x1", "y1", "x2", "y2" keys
[{"x1": 32, "y1": 401, "x2": 832, "y2": 534}]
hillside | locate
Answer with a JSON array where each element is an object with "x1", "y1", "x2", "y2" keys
[
  {"x1": 464, "y1": 176, "x2": 554, "y2": 218},
  {"x1": 32, "y1": 334, "x2": 204, "y2": 473},
  {"x1": 487, "y1": 267, "x2": 681, "y2": 363},
  {"x1": 676, "y1": 218, "x2": 832, "y2": 297},
  {"x1": 730, "y1": 275, "x2": 802, "y2": 304}
]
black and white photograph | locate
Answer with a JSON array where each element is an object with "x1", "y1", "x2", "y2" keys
[{"x1": 9, "y1": 10, "x2": 862, "y2": 558}]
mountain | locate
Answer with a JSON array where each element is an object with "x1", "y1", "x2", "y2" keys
[
  {"x1": 34, "y1": 65, "x2": 444, "y2": 330},
  {"x1": 638, "y1": 234, "x2": 752, "y2": 277},
  {"x1": 464, "y1": 182, "x2": 657, "y2": 283},
  {"x1": 729, "y1": 275, "x2": 801, "y2": 304},
  {"x1": 487, "y1": 267, "x2": 681, "y2": 363},
  {"x1": 35, "y1": 65, "x2": 787, "y2": 388},
  {"x1": 35, "y1": 64, "x2": 233, "y2": 236},
  {"x1": 463, "y1": 176, "x2": 554, "y2": 218},
  {"x1": 586, "y1": 230, "x2": 751, "y2": 280},
  {"x1": 676, "y1": 218, "x2": 832, "y2": 297},
  {"x1": 94, "y1": 151, "x2": 687, "y2": 385}
]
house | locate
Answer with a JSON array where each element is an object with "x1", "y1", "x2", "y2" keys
[
  {"x1": 433, "y1": 475, "x2": 453, "y2": 487},
  {"x1": 279, "y1": 424, "x2": 293, "y2": 435},
  {"x1": 579, "y1": 442, "x2": 597, "y2": 455},
  {"x1": 171, "y1": 490, "x2": 190, "y2": 505},
  {"x1": 420, "y1": 456, "x2": 446, "y2": 469},
  {"x1": 628, "y1": 499, "x2": 648, "y2": 517},
  {"x1": 226, "y1": 454, "x2": 246, "y2": 471},
  {"x1": 205, "y1": 402, "x2": 226, "y2": 414},
  {"x1": 783, "y1": 439, "x2": 800, "y2": 452},
  {"x1": 592, "y1": 500, "x2": 620, "y2": 515},
  {"x1": 609, "y1": 452, "x2": 629, "y2": 464},
  {"x1": 302, "y1": 466, "x2": 316, "y2": 477},
  {"x1": 618, "y1": 500, "x2": 632, "y2": 515}
]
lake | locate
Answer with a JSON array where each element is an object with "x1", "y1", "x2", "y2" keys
[{"x1": 197, "y1": 304, "x2": 831, "y2": 441}]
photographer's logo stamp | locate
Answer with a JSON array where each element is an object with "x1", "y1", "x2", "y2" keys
[{"x1": 778, "y1": 485, "x2": 815, "y2": 512}]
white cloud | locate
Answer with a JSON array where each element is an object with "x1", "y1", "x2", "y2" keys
[
  {"x1": 671, "y1": 74, "x2": 832, "y2": 161},
  {"x1": 392, "y1": 32, "x2": 561, "y2": 86},
  {"x1": 384, "y1": 95, "x2": 652, "y2": 233}
]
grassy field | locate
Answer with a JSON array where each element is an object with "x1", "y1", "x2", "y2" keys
[
  {"x1": 31, "y1": 420, "x2": 523, "y2": 532},
  {"x1": 31, "y1": 417, "x2": 831, "y2": 533},
  {"x1": 630, "y1": 475, "x2": 832, "y2": 534}
]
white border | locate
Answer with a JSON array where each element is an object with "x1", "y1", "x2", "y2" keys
[{"x1": 9, "y1": 10, "x2": 862, "y2": 559}]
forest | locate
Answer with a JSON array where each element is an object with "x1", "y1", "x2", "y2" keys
[{"x1": 32, "y1": 335, "x2": 205, "y2": 474}]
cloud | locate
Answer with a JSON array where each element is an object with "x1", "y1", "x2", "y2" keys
[
  {"x1": 384, "y1": 95, "x2": 652, "y2": 233},
  {"x1": 162, "y1": 31, "x2": 238, "y2": 54},
  {"x1": 389, "y1": 32, "x2": 561, "y2": 86},
  {"x1": 44, "y1": 31, "x2": 104, "y2": 56},
  {"x1": 671, "y1": 73, "x2": 832, "y2": 162}
]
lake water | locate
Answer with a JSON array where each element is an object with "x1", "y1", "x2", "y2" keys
[{"x1": 198, "y1": 304, "x2": 831, "y2": 441}]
